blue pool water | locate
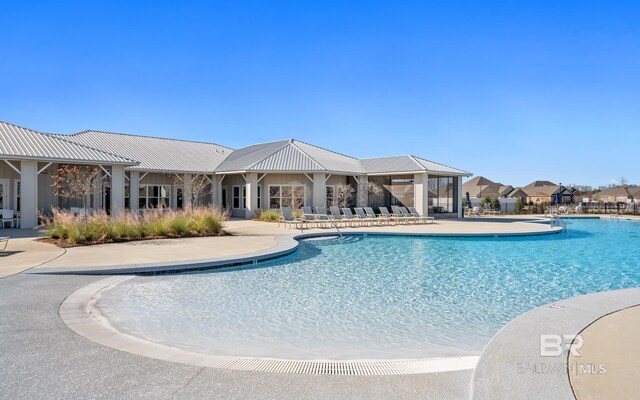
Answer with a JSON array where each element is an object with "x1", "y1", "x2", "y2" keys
[{"x1": 96, "y1": 219, "x2": 640, "y2": 360}]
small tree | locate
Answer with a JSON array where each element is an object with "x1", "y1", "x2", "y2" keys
[
  {"x1": 51, "y1": 165, "x2": 105, "y2": 219},
  {"x1": 173, "y1": 174, "x2": 211, "y2": 207},
  {"x1": 514, "y1": 197, "x2": 524, "y2": 214},
  {"x1": 334, "y1": 184, "x2": 356, "y2": 208}
]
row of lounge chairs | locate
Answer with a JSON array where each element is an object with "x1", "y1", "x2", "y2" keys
[{"x1": 278, "y1": 205, "x2": 434, "y2": 229}]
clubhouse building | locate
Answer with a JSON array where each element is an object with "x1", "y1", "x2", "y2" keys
[{"x1": 0, "y1": 121, "x2": 471, "y2": 228}]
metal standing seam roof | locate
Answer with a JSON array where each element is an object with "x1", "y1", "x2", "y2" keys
[
  {"x1": 360, "y1": 155, "x2": 471, "y2": 176},
  {"x1": 215, "y1": 139, "x2": 366, "y2": 174},
  {"x1": 64, "y1": 130, "x2": 232, "y2": 173},
  {"x1": 0, "y1": 121, "x2": 137, "y2": 165}
]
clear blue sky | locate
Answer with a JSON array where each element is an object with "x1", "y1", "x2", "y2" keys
[{"x1": 2, "y1": 1, "x2": 638, "y2": 187}]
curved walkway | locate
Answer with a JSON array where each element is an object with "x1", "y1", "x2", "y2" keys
[
  {"x1": 471, "y1": 288, "x2": 640, "y2": 400},
  {"x1": 569, "y1": 305, "x2": 640, "y2": 400}
]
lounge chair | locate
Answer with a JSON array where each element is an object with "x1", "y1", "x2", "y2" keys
[
  {"x1": 1, "y1": 210, "x2": 16, "y2": 228},
  {"x1": 329, "y1": 206, "x2": 345, "y2": 225},
  {"x1": 0, "y1": 236, "x2": 9, "y2": 252},
  {"x1": 341, "y1": 208, "x2": 362, "y2": 227},
  {"x1": 397, "y1": 206, "x2": 419, "y2": 224},
  {"x1": 301, "y1": 206, "x2": 321, "y2": 228},
  {"x1": 408, "y1": 207, "x2": 435, "y2": 224},
  {"x1": 364, "y1": 207, "x2": 389, "y2": 225},
  {"x1": 354, "y1": 208, "x2": 374, "y2": 226},
  {"x1": 483, "y1": 204, "x2": 500, "y2": 216},
  {"x1": 468, "y1": 206, "x2": 481, "y2": 216},
  {"x1": 378, "y1": 207, "x2": 399, "y2": 225},
  {"x1": 391, "y1": 206, "x2": 415, "y2": 224},
  {"x1": 278, "y1": 207, "x2": 305, "y2": 229}
]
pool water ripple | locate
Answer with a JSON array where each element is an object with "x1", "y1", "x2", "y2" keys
[{"x1": 95, "y1": 219, "x2": 640, "y2": 360}]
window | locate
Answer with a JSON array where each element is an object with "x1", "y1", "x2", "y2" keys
[
  {"x1": 390, "y1": 178, "x2": 414, "y2": 207},
  {"x1": 139, "y1": 185, "x2": 170, "y2": 209},
  {"x1": 14, "y1": 180, "x2": 20, "y2": 212},
  {"x1": 232, "y1": 185, "x2": 245, "y2": 209},
  {"x1": 0, "y1": 179, "x2": 8, "y2": 209},
  {"x1": 221, "y1": 186, "x2": 228, "y2": 209},
  {"x1": 257, "y1": 185, "x2": 262, "y2": 209},
  {"x1": 269, "y1": 185, "x2": 305, "y2": 209},
  {"x1": 124, "y1": 184, "x2": 130, "y2": 210},
  {"x1": 428, "y1": 177, "x2": 456, "y2": 213},
  {"x1": 326, "y1": 186, "x2": 335, "y2": 207}
]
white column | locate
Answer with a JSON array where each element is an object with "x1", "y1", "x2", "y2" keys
[
  {"x1": 20, "y1": 160, "x2": 38, "y2": 228},
  {"x1": 312, "y1": 173, "x2": 326, "y2": 209},
  {"x1": 110, "y1": 165, "x2": 125, "y2": 215},
  {"x1": 245, "y1": 173, "x2": 258, "y2": 218},
  {"x1": 356, "y1": 175, "x2": 368, "y2": 207},
  {"x1": 414, "y1": 173, "x2": 430, "y2": 217},
  {"x1": 129, "y1": 171, "x2": 140, "y2": 213},
  {"x1": 457, "y1": 177, "x2": 463, "y2": 218},
  {"x1": 209, "y1": 175, "x2": 219, "y2": 208},
  {"x1": 183, "y1": 173, "x2": 192, "y2": 209}
]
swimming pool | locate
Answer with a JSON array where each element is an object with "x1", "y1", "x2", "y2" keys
[{"x1": 94, "y1": 219, "x2": 640, "y2": 360}]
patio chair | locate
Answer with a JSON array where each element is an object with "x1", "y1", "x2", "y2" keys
[
  {"x1": 408, "y1": 207, "x2": 435, "y2": 224},
  {"x1": 1, "y1": 210, "x2": 17, "y2": 228},
  {"x1": 341, "y1": 208, "x2": 362, "y2": 227},
  {"x1": 391, "y1": 206, "x2": 414, "y2": 224},
  {"x1": 329, "y1": 206, "x2": 345, "y2": 224},
  {"x1": 354, "y1": 208, "x2": 374, "y2": 226},
  {"x1": 398, "y1": 206, "x2": 419, "y2": 224},
  {"x1": 278, "y1": 207, "x2": 304, "y2": 229},
  {"x1": 0, "y1": 236, "x2": 9, "y2": 252},
  {"x1": 483, "y1": 204, "x2": 500, "y2": 216},
  {"x1": 301, "y1": 206, "x2": 320, "y2": 228},
  {"x1": 378, "y1": 207, "x2": 399, "y2": 225},
  {"x1": 364, "y1": 207, "x2": 389, "y2": 225}
]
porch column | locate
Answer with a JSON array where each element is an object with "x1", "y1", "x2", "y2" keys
[
  {"x1": 356, "y1": 175, "x2": 368, "y2": 207},
  {"x1": 129, "y1": 171, "x2": 140, "y2": 213},
  {"x1": 20, "y1": 160, "x2": 38, "y2": 228},
  {"x1": 183, "y1": 173, "x2": 192, "y2": 209},
  {"x1": 209, "y1": 174, "x2": 219, "y2": 208},
  {"x1": 111, "y1": 165, "x2": 125, "y2": 215},
  {"x1": 245, "y1": 173, "x2": 258, "y2": 219},
  {"x1": 414, "y1": 173, "x2": 429, "y2": 217},
  {"x1": 216, "y1": 176, "x2": 224, "y2": 209},
  {"x1": 312, "y1": 173, "x2": 326, "y2": 209},
  {"x1": 456, "y1": 176, "x2": 463, "y2": 218}
]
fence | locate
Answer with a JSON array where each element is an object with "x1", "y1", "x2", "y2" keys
[{"x1": 465, "y1": 199, "x2": 640, "y2": 216}]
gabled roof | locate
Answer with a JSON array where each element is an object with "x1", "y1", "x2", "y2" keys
[
  {"x1": 462, "y1": 176, "x2": 511, "y2": 198},
  {"x1": 0, "y1": 121, "x2": 137, "y2": 165},
  {"x1": 215, "y1": 139, "x2": 365, "y2": 174},
  {"x1": 360, "y1": 155, "x2": 470, "y2": 176},
  {"x1": 64, "y1": 130, "x2": 232, "y2": 173},
  {"x1": 521, "y1": 181, "x2": 562, "y2": 196},
  {"x1": 594, "y1": 186, "x2": 638, "y2": 199}
]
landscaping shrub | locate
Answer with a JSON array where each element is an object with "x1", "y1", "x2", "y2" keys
[
  {"x1": 46, "y1": 207, "x2": 227, "y2": 246},
  {"x1": 259, "y1": 210, "x2": 282, "y2": 222}
]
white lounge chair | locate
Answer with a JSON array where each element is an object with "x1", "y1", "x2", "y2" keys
[{"x1": 483, "y1": 204, "x2": 500, "y2": 215}]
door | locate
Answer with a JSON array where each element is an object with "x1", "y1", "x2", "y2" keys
[
  {"x1": 0, "y1": 179, "x2": 8, "y2": 209},
  {"x1": 221, "y1": 186, "x2": 228, "y2": 209}
]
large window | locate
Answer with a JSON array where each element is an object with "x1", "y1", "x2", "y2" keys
[
  {"x1": 428, "y1": 177, "x2": 456, "y2": 213},
  {"x1": 14, "y1": 180, "x2": 20, "y2": 212},
  {"x1": 269, "y1": 185, "x2": 305, "y2": 209},
  {"x1": 139, "y1": 185, "x2": 170, "y2": 209}
]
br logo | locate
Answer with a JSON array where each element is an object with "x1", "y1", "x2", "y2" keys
[{"x1": 540, "y1": 334, "x2": 584, "y2": 357}]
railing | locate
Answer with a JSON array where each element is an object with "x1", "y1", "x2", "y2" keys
[{"x1": 550, "y1": 214, "x2": 567, "y2": 232}]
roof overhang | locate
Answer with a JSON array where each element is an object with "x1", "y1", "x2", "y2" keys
[{"x1": 0, "y1": 155, "x2": 138, "y2": 166}]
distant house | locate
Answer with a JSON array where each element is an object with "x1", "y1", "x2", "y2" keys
[
  {"x1": 517, "y1": 181, "x2": 576, "y2": 204},
  {"x1": 593, "y1": 186, "x2": 640, "y2": 202},
  {"x1": 462, "y1": 176, "x2": 514, "y2": 199}
]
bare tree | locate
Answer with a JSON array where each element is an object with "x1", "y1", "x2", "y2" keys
[
  {"x1": 51, "y1": 165, "x2": 105, "y2": 218},
  {"x1": 334, "y1": 184, "x2": 355, "y2": 208},
  {"x1": 173, "y1": 174, "x2": 211, "y2": 207},
  {"x1": 619, "y1": 177, "x2": 629, "y2": 186}
]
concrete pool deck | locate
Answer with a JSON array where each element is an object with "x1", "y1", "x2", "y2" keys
[
  {"x1": 1, "y1": 216, "x2": 638, "y2": 399},
  {"x1": 7, "y1": 216, "x2": 560, "y2": 276}
]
